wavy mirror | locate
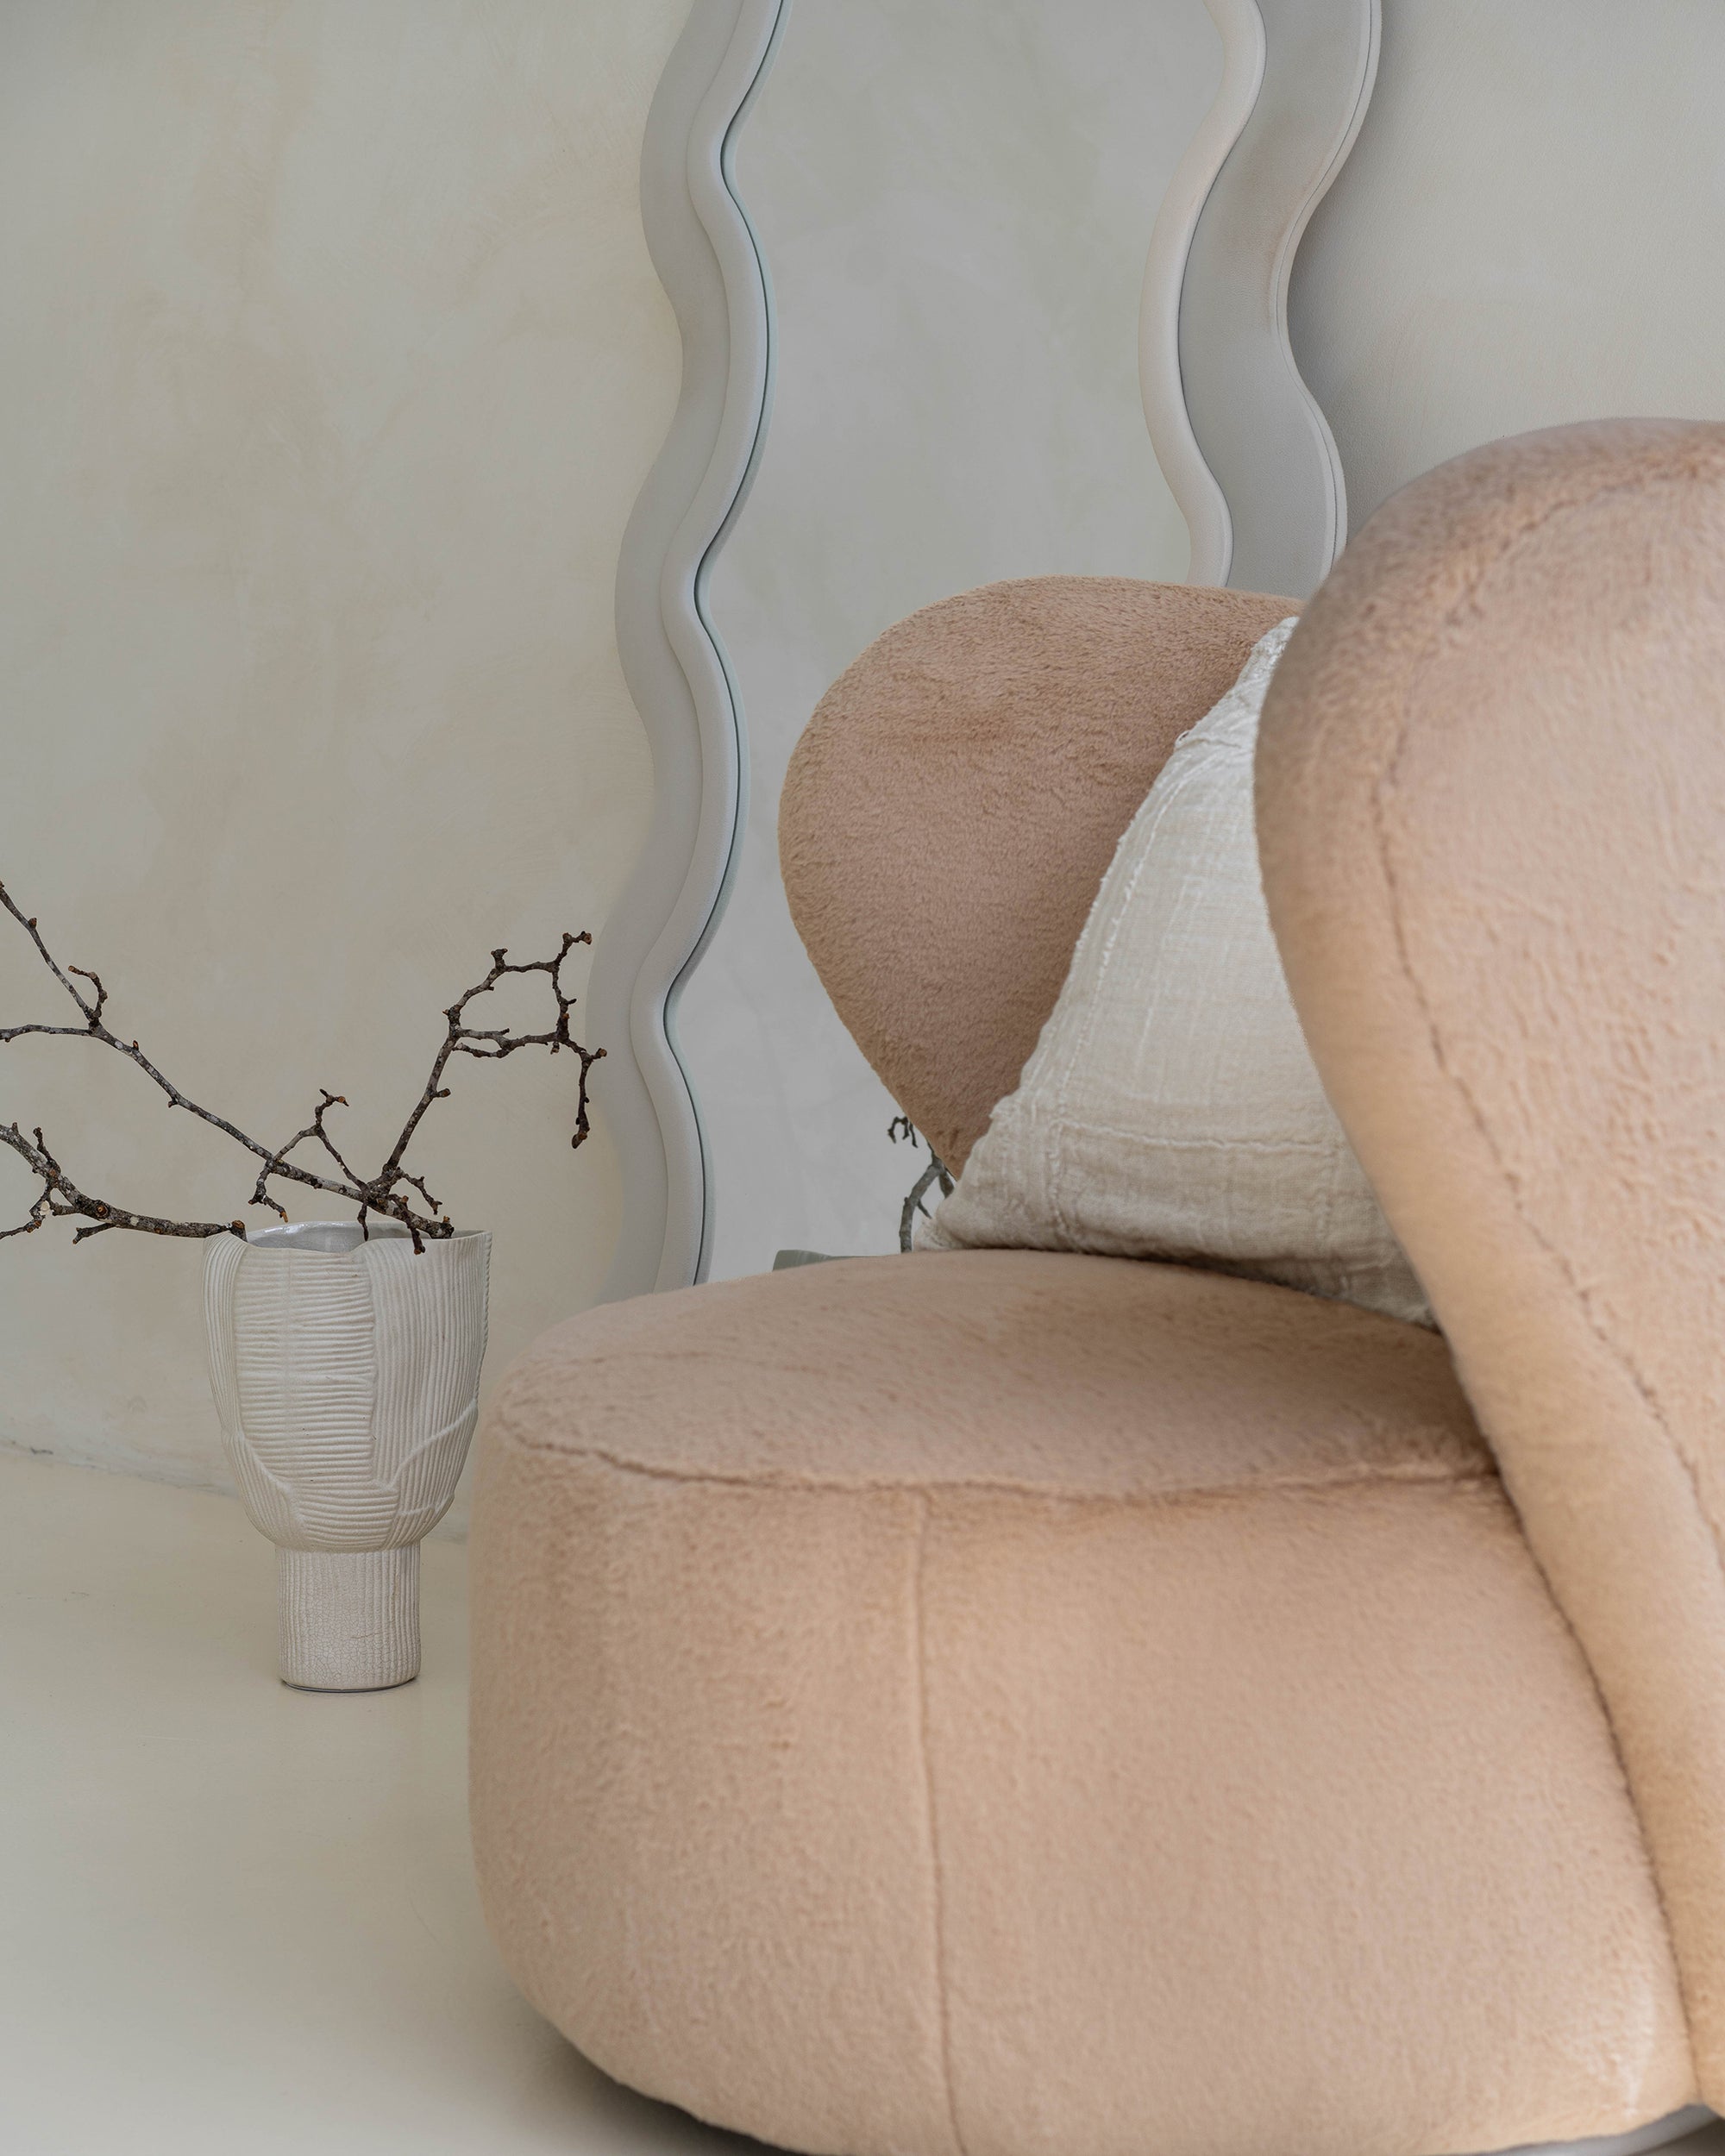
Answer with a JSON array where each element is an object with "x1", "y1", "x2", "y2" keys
[
  {"x1": 682, "y1": 0, "x2": 1219, "y2": 1279},
  {"x1": 603, "y1": 0, "x2": 1379, "y2": 1292}
]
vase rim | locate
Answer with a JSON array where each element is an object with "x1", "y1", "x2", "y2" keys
[{"x1": 242, "y1": 1220, "x2": 487, "y2": 1255}]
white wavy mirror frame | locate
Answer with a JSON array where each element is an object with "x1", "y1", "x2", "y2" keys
[
  {"x1": 586, "y1": 0, "x2": 788, "y2": 1301},
  {"x1": 1141, "y1": 0, "x2": 1381, "y2": 596},
  {"x1": 598, "y1": 0, "x2": 1377, "y2": 1298}
]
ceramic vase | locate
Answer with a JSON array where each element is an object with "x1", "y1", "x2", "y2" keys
[{"x1": 204, "y1": 1220, "x2": 491, "y2": 1691}]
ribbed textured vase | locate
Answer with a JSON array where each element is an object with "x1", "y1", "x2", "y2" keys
[{"x1": 204, "y1": 1221, "x2": 491, "y2": 1690}]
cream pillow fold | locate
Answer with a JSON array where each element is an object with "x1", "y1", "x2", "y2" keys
[{"x1": 920, "y1": 617, "x2": 1432, "y2": 1328}]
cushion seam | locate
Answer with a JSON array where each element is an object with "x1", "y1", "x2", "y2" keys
[
  {"x1": 911, "y1": 1494, "x2": 969, "y2": 2156},
  {"x1": 1374, "y1": 464, "x2": 1725, "y2": 1580},
  {"x1": 492, "y1": 1432, "x2": 1496, "y2": 1507},
  {"x1": 1377, "y1": 460, "x2": 1724, "y2": 1506},
  {"x1": 1368, "y1": 451, "x2": 1718, "y2": 2062}
]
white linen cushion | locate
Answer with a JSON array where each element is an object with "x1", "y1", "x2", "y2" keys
[{"x1": 919, "y1": 618, "x2": 1432, "y2": 1326}]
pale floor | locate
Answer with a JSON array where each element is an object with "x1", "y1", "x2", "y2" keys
[
  {"x1": 0, "y1": 1449, "x2": 756, "y2": 2156},
  {"x1": 4, "y1": 1449, "x2": 1725, "y2": 2156}
]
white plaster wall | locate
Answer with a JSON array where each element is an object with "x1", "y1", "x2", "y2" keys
[
  {"x1": 0, "y1": 0, "x2": 687, "y2": 1526},
  {"x1": 688, "y1": 0, "x2": 1220, "y2": 1282},
  {"x1": 1290, "y1": 0, "x2": 1725, "y2": 533}
]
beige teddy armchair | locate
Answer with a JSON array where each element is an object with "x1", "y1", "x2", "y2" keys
[{"x1": 469, "y1": 419, "x2": 1725, "y2": 2156}]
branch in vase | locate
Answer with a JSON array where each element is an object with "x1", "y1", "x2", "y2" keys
[
  {"x1": 1, "y1": 881, "x2": 602, "y2": 1250},
  {"x1": 0, "y1": 1120, "x2": 241, "y2": 1244}
]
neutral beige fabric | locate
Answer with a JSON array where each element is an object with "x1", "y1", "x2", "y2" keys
[
  {"x1": 471, "y1": 435, "x2": 1725, "y2": 2151},
  {"x1": 780, "y1": 577, "x2": 1298, "y2": 1171},
  {"x1": 471, "y1": 1251, "x2": 1693, "y2": 2156},
  {"x1": 1257, "y1": 417, "x2": 1725, "y2": 2101},
  {"x1": 923, "y1": 618, "x2": 1429, "y2": 1326}
]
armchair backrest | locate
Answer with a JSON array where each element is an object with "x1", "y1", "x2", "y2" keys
[
  {"x1": 780, "y1": 575, "x2": 1295, "y2": 1171},
  {"x1": 1256, "y1": 417, "x2": 1725, "y2": 2092}
]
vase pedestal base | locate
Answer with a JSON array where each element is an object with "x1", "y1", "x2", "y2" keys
[{"x1": 277, "y1": 1545, "x2": 420, "y2": 1692}]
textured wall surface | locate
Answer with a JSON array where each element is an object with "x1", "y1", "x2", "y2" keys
[
  {"x1": 688, "y1": 0, "x2": 1220, "y2": 1282},
  {"x1": 0, "y1": 0, "x2": 686, "y2": 1525},
  {"x1": 1290, "y1": 0, "x2": 1725, "y2": 532}
]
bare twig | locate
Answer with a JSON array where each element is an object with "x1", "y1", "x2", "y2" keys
[
  {"x1": 0, "y1": 881, "x2": 602, "y2": 1249},
  {"x1": 0, "y1": 1122, "x2": 240, "y2": 1244},
  {"x1": 888, "y1": 1114, "x2": 952, "y2": 1251}
]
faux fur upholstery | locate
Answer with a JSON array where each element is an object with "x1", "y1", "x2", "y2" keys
[
  {"x1": 780, "y1": 577, "x2": 1297, "y2": 1171},
  {"x1": 1256, "y1": 417, "x2": 1725, "y2": 2103},
  {"x1": 469, "y1": 434, "x2": 1725, "y2": 2153},
  {"x1": 471, "y1": 1251, "x2": 1693, "y2": 2156}
]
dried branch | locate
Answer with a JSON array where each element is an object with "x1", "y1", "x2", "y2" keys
[
  {"x1": 0, "y1": 880, "x2": 601, "y2": 1250},
  {"x1": 0, "y1": 1122, "x2": 240, "y2": 1244},
  {"x1": 888, "y1": 1114, "x2": 952, "y2": 1252}
]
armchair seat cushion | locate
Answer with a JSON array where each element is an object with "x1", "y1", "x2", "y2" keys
[{"x1": 470, "y1": 1250, "x2": 1692, "y2": 2156}]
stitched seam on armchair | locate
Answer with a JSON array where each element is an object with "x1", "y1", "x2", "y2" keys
[
  {"x1": 1368, "y1": 455, "x2": 1717, "y2": 2059},
  {"x1": 499, "y1": 1435, "x2": 1494, "y2": 1508},
  {"x1": 1374, "y1": 457, "x2": 1725, "y2": 1592},
  {"x1": 912, "y1": 1493, "x2": 969, "y2": 2156}
]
